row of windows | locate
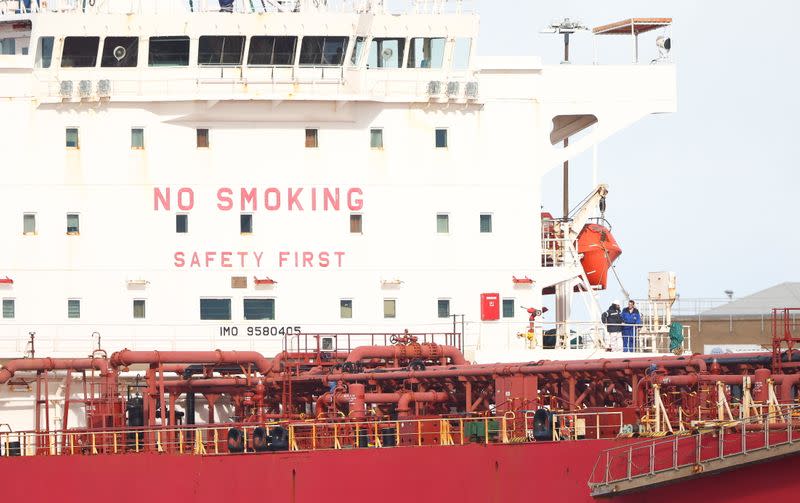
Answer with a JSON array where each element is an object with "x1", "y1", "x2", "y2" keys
[
  {"x1": 0, "y1": 297, "x2": 517, "y2": 321},
  {"x1": 41, "y1": 35, "x2": 468, "y2": 70},
  {"x1": 63, "y1": 127, "x2": 446, "y2": 150},
  {"x1": 15, "y1": 212, "x2": 492, "y2": 236}
]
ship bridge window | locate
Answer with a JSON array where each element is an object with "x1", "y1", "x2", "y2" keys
[
  {"x1": 299, "y1": 36, "x2": 348, "y2": 66},
  {"x1": 502, "y1": 299, "x2": 515, "y2": 318},
  {"x1": 101, "y1": 36, "x2": 139, "y2": 67},
  {"x1": 68, "y1": 299, "x2": 81, "y2": 319},
  {"x1": 200, "y1": 298, "x2": 231, "y2": 320},
  {"x1": 244, "y1": 298, "x2": 275, "y2": 320},
  {"x1": 23, "y1": 213, "x2": 36, "y2": 235},
  {"x1": 340, "y1": 299, "x2": 353, "y2": 319},
  {"x1": 349, "y1": 36, "x2": 366, "y2": 66},
  {"x1": 35, "y1": 36, "x2": 53, "y2": 68},
  {"x1": 248, "y1": 36, "x2": 296, "y2": 66},
  {"x1": 148, "y1": 36, "x2": 190, "y2": 67},
  {"x1": 452, "y1": 38, "x2": 472, "y2": 70},
  {"x1": 480, "y1": 213, "x2": 493, "y2": 233},
  {"x1": 438, "y1": 299, "x2": 450, "y2": 318},
  {"x1": 133, "y1": 299, "x2": 146, "y2": 319},
  {"x1": 198, "y1": 35, "x2": 245, "y2": 66},
  {"x1": 65, "y1": 128, "x2": 79, "y2": 148},
  {"x1": 66, "y1": 213, "x2": 80, "y2": 234},
  {"x1": 61, "y1": 37, "x2": 100, "y2": 68},
  {"x1": 409, "y1": 37, "x2": 445, "y2": 69},
  {"x1": 367, "y1": 38, "x2": 405, "y2": 68}
]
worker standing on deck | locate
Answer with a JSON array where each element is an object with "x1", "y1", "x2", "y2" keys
[
  {"x1": 602, "y1": 300, "x2": 623, "y2": 351},
  {"x1": 620, "y1": 300, "x2": 642, "y2": 353}
]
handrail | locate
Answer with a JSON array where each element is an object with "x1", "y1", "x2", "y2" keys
[{"x1": 588, "y1": 403, "x2": 800, "y2": 490}]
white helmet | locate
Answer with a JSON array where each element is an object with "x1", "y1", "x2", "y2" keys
[{"x1": 612, "y1": 299, "x2": 621, "y2": 306}]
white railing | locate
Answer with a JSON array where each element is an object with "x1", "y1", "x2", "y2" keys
[{"x1": 0, "y1": 0, "x2": 473, "y2": 17}]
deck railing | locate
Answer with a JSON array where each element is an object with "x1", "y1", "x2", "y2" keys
[
  {"x1": 0, "y1": 414, "x2": 524, "y2": 458},
  {"x1": 588, "y1": 404, "x2": 800, "y2": 491}
]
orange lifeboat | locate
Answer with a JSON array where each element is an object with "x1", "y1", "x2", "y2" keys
[{"x1": 577, "y1": 223, "x2": 621, "y2": 290}]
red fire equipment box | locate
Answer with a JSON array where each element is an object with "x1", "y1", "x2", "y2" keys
[{"x1": 480, "y1": 293, "x2": 500, "y2": 321}]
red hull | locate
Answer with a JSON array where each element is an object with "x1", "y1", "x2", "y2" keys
[{"x1": 2, "y1": 440, "x2": 798, "y2": 502}]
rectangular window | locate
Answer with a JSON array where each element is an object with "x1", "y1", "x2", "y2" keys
[
  {"x1": 66, "y1": 213, "x2": 80, "y2": 234},
  {"x1": 176, "y1": 214, "x2": 188, "y2": 233},
  {"x1": 61, "y1": 37, "x2": 100, "y2": 67},
  {"x1": 101, "y1": 36, "x2": 138, "y2": 67},
  {"x1": 36, "y1": 36, "x2": 54, "y2": 68},
  {"x1": 480, "y1": 213, "x2": 493, "y2": 233},
  {"x1": 370, "y1": 128, "x2": 383, "y2": 149},
  {"x1": 133, "y1": 299, "x2": 146, "y2": 319},
  {"x1": 436, "y1": 213, "x2": 449, "y2": 234},
  {"x1": 383, "y1": 299, "x2": 396, "y2": 319},
  {"x1": 248, "y1": 36, "x2": 297, "y2": 66},
  {"x1": 452, "y1": 38, "x2": 472, "y2": 70},
  {"x1": 350, "y1": 214, "x2": 362, "y2": 234},
  {"x1": 131, "y1": 128, "x2": 144, "y2": 149},
  {"x1": 2, "y1": 299, "x2": 14, "y2": 319},
  {"x1": 299, "y1": 36, "x2": 348, "y2": 66},
  {"x1": 305, "y1": 128, "x2": 318, "y2": 148},
  {"x1": 340, "y1": 299, "x2": 353, "y2": 319},
  {"x1": 435, "y1": 128, "x2": 448, "y2": 148},
  {"x1": 367, "y1": 38, "x2": 405, "y2": 68},
  {"x1": 437, "y1": 299, "x2": 450, "y2": 318},
  {"x1": 148, "y1": 36, "x2": 190, "y2": 67},
  {"x1": 196, "y1": 128, "x2": 209, "y2": 148},
  {"x1": 350, "y1": 36, "x2": 366, "y2": 66},
  {"x1": 0, "y1": 38, "x2": 15, "y2": 55},
  {"x1": 198, "y1": 35, "x2": 245, "y2": 66},
  {"x1": 68, "y1": 299, "x2": 81, "y2": 319},
  {"x1": 200, "y1": 298, "x2": 231, "y2": 320},
  {"x1": 65, "y1": 128, "x2": 79, "y2": 149},
  {"x1": 23, "y1": 213, "x2": 36, "y2": 235},
  {"x1": 244, "y1": 298, "x2": 275, "y2": 320},
  {"x1": 408, "y1": 37, "x2": 446, "y2": 69},
  {"x1": 240, "y1": 214, "x2": 253, "y2": 234},
  {"x1": 502, "y1": 299, "x2": 515, "y2": 318}
]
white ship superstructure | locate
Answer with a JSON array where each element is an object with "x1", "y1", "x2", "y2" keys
[{"x1": 0, "y1": 0, "x2": 678, "y2": 363}]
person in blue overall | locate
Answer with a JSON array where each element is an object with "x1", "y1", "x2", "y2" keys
[{"x1": 620, "y1": 300, "x2": 642, "y2": 352}]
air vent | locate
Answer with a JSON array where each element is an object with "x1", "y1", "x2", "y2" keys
[
  {"x1": 465, "y1": 81, "x2": 479, "y2": 99},
  {"x1": 97, "y1": 79, "x2": 111, "y2": 98},
  {"x1": 446, "y1": 81, "x2": 460, "y2": 97},
  {"x1": 59, "y1": 80, "x2": 73, "y2": 98},
  {"x1": 426, "y1": 80, "x2": 443, "y2": 95},
  {"x1": 78, "y1": 80, "x2": 92, "y2": 98}
]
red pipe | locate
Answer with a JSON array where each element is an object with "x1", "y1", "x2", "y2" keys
[
  {"x1": 344, "y1": 344, "x2": 467, "y2": 366},
  {"x1": 317, "y1": 391, "x2": 450, "y2": 419},
  {"x1": 0, "y1": 358, "x2": 110, "y2": 384},
  {"x1": 299, "y1": 356, "x2": 710, "y2": 384},
  {"x1": 110, "y1": 349, "x2": 272, "y2": 374}
]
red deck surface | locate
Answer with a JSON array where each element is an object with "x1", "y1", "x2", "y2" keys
[{"x1": 1, "y1": 439, "x2": 798, "y2": 502}]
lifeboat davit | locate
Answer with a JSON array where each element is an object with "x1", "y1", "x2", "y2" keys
[{"x1": 577, "y1": 223, "x2": 621, "y2": 290}]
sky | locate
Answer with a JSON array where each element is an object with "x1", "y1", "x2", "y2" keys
[{"x1": 472, "y1": 0, "x2": 800, "y2": 302}]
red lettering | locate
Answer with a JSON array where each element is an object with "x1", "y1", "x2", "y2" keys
[
  {"x1": 205, "y1": 251, "x2": 216, "y2": 267},
  {"x1": 265, "y1": 188, "x2": 281, "y2": 210},
  {"x1": 254, "y1": 251, "x2": 263, "y2": 267},
  {"x1": 177, "y1": 188, "x2": 194, "y2": 211},
  {"x1": 287, "y1": 188, "x2": 304, "y2": 211},
  {"x1": 221, "y1": 251, "x2": 232, "y2": 268},
  {"x1": 173, "y1": 251, "x2": 185, "y2": 267},
  {"x1": 311, "y1": 187, "x2": 317, "y2": 211},
  {"x1": 323, "y1": 188, "x2": 340, "y2": 211},
  {"x1": 190, "y1": 252, "x2": 201, "y2": 267},
  {"x1": 335, "y1": 251, "x2": 345, "y2": 267},
  {"x1": 154, "y1": 187, "x2": 170, "y2": 211},
  {"x1": 240, "y1": 188, "x2": 257, "y2": 211},
  {"x1": 237, "y1": 251, "x2": 248, "y2": 267},
  {"x1": 347, "y1": 188, "x2": 363, "y2": 211},
  {"x1": 279, "y1": 251, "x2": 290, "y2": 267},
  {"x1": 319, "y1": 251, "x2": 329, "y2": 267},
  {"x1": 303, "y1": 252, "x2": 313, "y2": 267},
  {"x1": 217, "y1": 188, "x2": 233, "y2": 211}
]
